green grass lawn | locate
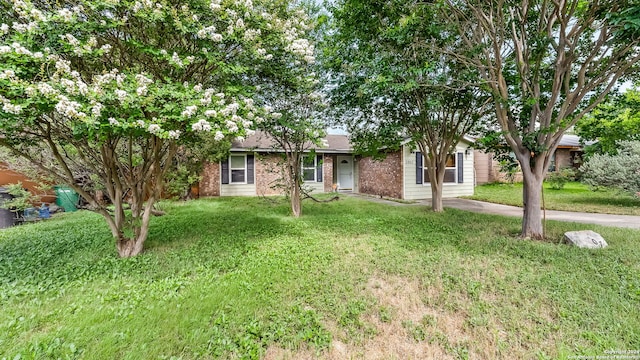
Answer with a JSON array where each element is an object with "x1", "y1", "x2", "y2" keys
[
  {"x1": 1, "y1": 197, "x2": 639, "y2": 359},
  {"x1": 468, "y1": 182, "x2": 640, "y2": 216}
]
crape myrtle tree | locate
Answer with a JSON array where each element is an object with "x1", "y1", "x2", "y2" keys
[
  {"x1": 327, "y1": 0, "x2": 489, "y2": 212},
  {"x1": 576, "y1": 86, "x2": 640, "y2": 156},
  {"x1": 0, "y1": 0, "x2": 314, "y2": 257},
  {"x1": 441, "y1": 0, "x2": 640, "y2": 238},
  {"x1": 256, "y1": 4, "x2": 326, "y2": 218},
  {"x1": 256, "y1": 78, "x2": 328, "y2": 217},
  {"x1": 257, "y1": 69, "x2": 328, "y2": 218}
]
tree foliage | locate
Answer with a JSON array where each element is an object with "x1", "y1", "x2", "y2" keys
[
  {"x1": 581, "y1": 141, "x2": 640, "y2": 195},
  {"x1": 256, "y1": 65, "x2": 327, "y2": 217},
  {"x1": 326, "y1": 0, "x2": 489, "y2": 211},
  {"x1": 441, "y1": 0, "x2": 640, "y2": 238},
  {"x1": 0, "y1": 0, "x2": 313, "y2": 257},
  {"x1": 576, "y1": 87, "x2": 640, "y2": 156}
]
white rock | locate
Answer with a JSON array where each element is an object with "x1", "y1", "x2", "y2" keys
[{"x1": 564, "y1": 230, "x2": 608, "y2": 249}]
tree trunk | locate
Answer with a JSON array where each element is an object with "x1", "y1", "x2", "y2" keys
[
  {"x1": 291, "y1": 185, "x2": 301, "y2": 218},
  {"x1": 430, "y1": 178, "x2": 443, "y2": 212},
  {"x1": 116, "y1": 236, "x2": 145, "y2": 258},
  {"x1": 521, "y1": 169, "x2": 545, "y2": 239}
]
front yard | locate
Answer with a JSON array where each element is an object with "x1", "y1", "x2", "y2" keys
[
  {"x1": 468, "y1": 181, "x2": 640, "y2": 216},
  {"x1": 1, "y1": 197, "x2": 639, "y2": 359}
]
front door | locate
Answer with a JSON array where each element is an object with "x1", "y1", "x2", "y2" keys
[{"x1": 337, "y1": 156, "x2": 353, "y2": 190}]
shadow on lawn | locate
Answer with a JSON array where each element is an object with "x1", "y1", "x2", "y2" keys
[
  {"x1": 563, "y1": 196, "x2": 640, "y2": 209},
  {"x1": 0, "y1": 198, "x2": 299, "y2": 294}
]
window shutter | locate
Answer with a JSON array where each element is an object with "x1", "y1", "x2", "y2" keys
[
  {"x1": 316, "y1": 154, "x2": 323, "y2": 182},
  {"x1": 247, "y1": 155, "x2": 254, "y2": 184},
  {"x1": 457, "y1": 152, "x2": 464, "y2": 183},
  {"x1": 221, "y1": 158, "x2": 229, "y2": 184},
  {"x1": 416, "y1": 152, "x2": 423, "y2": 184}
]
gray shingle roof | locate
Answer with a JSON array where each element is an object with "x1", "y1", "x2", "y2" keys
[{"x1": 231, "y1": 131, "x2": 353, "y2": 153}]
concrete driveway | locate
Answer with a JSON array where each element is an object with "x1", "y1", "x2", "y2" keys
[
  {"x1": 442, "y1": 198, "x2": 640, "y2": 229},
  {"x1": 343, "y1": 193, "x2": 640, "y2": 229}
]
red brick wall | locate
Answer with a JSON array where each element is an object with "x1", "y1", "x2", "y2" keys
[
  {"x1": 256, "y1": 154, "x2": 286, "y2": 196},
  {"x1": 323, "y1": 155, "x2": 334, "y2": 192},
  {"x1": 199, "y1": 162, "x2": 220, "y2": 197},
  {"x1": 555, "y1": 149, "x2": 572, "y2": 170},
  {"x1": 358, "y1": 151, "x2": 403, "y2": 199}
]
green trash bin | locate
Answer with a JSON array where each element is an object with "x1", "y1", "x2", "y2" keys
[{"x1": 54, "y1": 185, "x2": 79, "y2": 212}]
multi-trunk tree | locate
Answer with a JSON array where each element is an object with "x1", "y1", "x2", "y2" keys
[
  {"x1": 0, "y1": 0, "x2": 313, "y2": 257},
  {"x1": 441, "y1": 0, "x2": 640, "y2": 238},
  {"x1": 327, "y1": 0, "x2": 489, "y2": 211}
]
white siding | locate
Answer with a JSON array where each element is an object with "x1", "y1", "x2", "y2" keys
[
  {"x1": 403, "y1": 144, "x2": 475, "y2": 200},
  {"x1": 220, "y1": 184, "x2": 256, "y2": 196},
  {"x1": 303, "y1": 181, "x2": 325, "y2": 194},
  {"x1": 353, "y1": 158, "x2": 360, "y2": 192}
]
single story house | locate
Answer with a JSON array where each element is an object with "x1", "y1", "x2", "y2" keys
[
  {"x1": 199, "y1": 132, "x2": 475, "y2": 200},
  {"x1": 474, "y1": 134, "x2": 588, "y2": 184}
]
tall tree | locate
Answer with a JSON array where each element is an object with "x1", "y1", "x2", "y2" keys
[
  {"x1": 0, "y1": 0, "x2": 312, "y2": 257},
  {"x1": 441, "y1": 0, "x2": 640, "y2": 238},
  {"x1": 576, "y1": 86, "x2": 640, "y2": 156},
  {"x1": 326, "y1": 0, "x2": 489, "y2": 211},
  {"x1": 256, "y1": 86, "x2": 327, "y2": 217}
]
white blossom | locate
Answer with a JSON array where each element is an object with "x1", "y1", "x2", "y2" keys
[
  {"x1": 0, "y1": 24, "x2": 9, "y2": 34},
  {"x1": 226, "y1": 119, "x2": 239, "y2": 133},
  {"x1": 214, "y1": 130, "x2": 224, "y2": 141},
  {"x1": 204, "y1": 109, "x2": 217, "y2": 118},
  {"x1": 57, "y1": 8, "x2": 74, "y2": 22},
  {"x1": 2, "y1": 103, "x2": 22, "y2": 114},
  {"x1": 182, "y1": 105, "x2": 198, "y2": 117},
  {"x1": 108, "y1": 117, "x2": 119, "y2": 126},
  {"x1": 148, "y1": 124, "x2": 162, "y2": 134},
  {"x1": 55, "y1": 59, "x2": 71, "y2": 73},
  {"x1": 0, "y1": 69, "x2": 16, "y2": 80},
  {"x1": 91, "y1": 102, "x2": 103, "y2": 117},
  {"x1": 37, "y1": 83, "x2": 56, "y2": 96},
  {"x1": 55, "y1": 97, "x2": 83, "y2": 118},
  {"x1": 192, "y1": 119, "x2": 212, "y2": 132},
  {"x1": 168, "y1": 130, "x2": 181, "y2": 139},
  {"x1": 271, "y1": 112, "x2": 282, "y2": 119},
  {"x1": 171, "y1": 52, "x2": 183, "y2": 67},
  {"x1": 136, "y1": 86, "x2": 148, "y2": 96},
  {"x1": 115, "y1": 89, "x2": 128, "y2": 102}
]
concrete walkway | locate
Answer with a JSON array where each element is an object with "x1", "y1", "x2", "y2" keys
[
  {"x1": 344, "y1": 193, "x2": 640, "y2": 229},
  {"x1": 442, "y1": 198, "x2": 640, "y2": 229}
]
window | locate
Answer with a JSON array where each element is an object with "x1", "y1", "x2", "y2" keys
[
  {"x1": 424, "y1": 154, "x2": 457, "y2": 183},
  {"x1": 230, "y1": 155, "x2": 246, "y2": 183},
  {"x1": 302, "y1": 155, "x2": 316, "y2": 182}
]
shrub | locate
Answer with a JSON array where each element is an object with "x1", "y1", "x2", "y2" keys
[
  {"x1": 580, "y1": 141, "x2": 640, "y2": 195},
  {"x1": 546, "y1": 168, "x2": 576, "y2": 190}
]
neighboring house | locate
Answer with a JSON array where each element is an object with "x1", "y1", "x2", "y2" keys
[
  {"x1": 0, "y1": 162, "x2": 56, "y2": 203},
  {"x1": 199, "y1": 132, "x2": 475, "y2": 200},
  {"x1": 474, "y1": 134, "x2": 588, "y2": 184}
]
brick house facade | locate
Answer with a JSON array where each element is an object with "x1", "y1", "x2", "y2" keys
[
  {"x1": 199, "y1": 132, "x2": 475, "y2": 200},
  {"x1": 357, "y1": 151, "x2": 403, "y2": 199}
]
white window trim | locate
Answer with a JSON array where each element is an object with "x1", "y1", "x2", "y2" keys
[
  {"x1": 229, "y1": 154, "x2": 247, "y2": 185},
  {"x1": 422, "y1": 153, "x2": 459, "y2": 186},
  {"x1": 302, "y1": 155, "x2": 317, "y2": 183}
]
